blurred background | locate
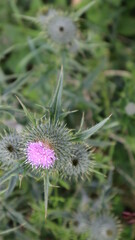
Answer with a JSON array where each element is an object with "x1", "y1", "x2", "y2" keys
[{"x1": 0, "y1": 0, "x2": 135, "y2": 239}]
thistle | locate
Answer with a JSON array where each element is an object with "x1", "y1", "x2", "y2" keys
[
  {"x1": 61, "y1": 143, "x2": 94, "y2": 180},
  {"x1": 18, "y1": 68, "x2": 110, "y2": 218},
  {"x1": 90, "y1": 214, "x2": 122, "y2": 240},
  {"x1": 47, "y1": 15, "x2": 76, "y2": 44},
  {"x1": 1, "y1": 68, "x2": 110, "y2": 219},
  {"x1": 0, "y1": 132, "x2": 23, "y2": 167},
  {"x1": 23, "y1": 120, "x2": 73, "y2": 172}
]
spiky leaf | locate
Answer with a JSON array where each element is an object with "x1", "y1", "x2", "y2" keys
[
  {"x1": 16, "y1": 96, "x2": 36, "y2": 125},
  {"x1": 50, "y1": 67, "x2": 63, "y2": 122},
  {"x1": 75, "y1": 115, "x2": 111, "y2": 140},
  {"x1": 74, "y1": 0, "x2": 97, "y2": 20}
]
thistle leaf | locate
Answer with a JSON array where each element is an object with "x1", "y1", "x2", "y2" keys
[
  {"x1": 59, "y1": 109, "x2": 78, "y2": 119},
  {"x1": 83, "y1": 59, "x2": 106, "y2": 89},
  {"x1": 50, "y1": 67, "x2": 63, "y2": 122},
  {"x1": 5, "y1": 175, "x2": 18, "y2": 198},
  {"x1": 79, "y1": 112, "x2": 85, "y2": 131},
  {"x1": 74, "y1": 0, "x2": 97, "y2": 20},
  {"x1": 4, "y1": 206, "x2": 39, "y2": 234},
  {"x1": 0, "y1": 106, "x2": 23, "y2": 116},
  {"x1": 3, "y1": 72, "x2": 32, "y2": 96},
  {"x1": 0, "y1": 166, "x2": 20, "y2": 186},
  {"x1": 0, "y1": 225, "x2": 25, "y2": 236},
  {"x1": 16, "y1": 96, "x2": 36, "y2": 125},
  {"x1": 14, "y1": 14, "x2": 36, "y2": 23},
  {"x1": 75, "y1": 115, "x2": 111, "y2": 140},
  {"x1": 0, "y1": 45, "x2": 15, "y2": 61}
]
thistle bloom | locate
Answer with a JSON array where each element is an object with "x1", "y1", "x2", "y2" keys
[
  {"x1": 90, "y1": 214, "x2": 122, "y2": 240},
  {"x1": 0, "y1": 133, "x2": 23, "y2": 166},
  {"x1": 47, "y1": 16, "x2": 76, "y2": 44},
  {"x1": 27, "y1": 141, "x2": 56, "y2": 169},
  {"x1": 23, "y1": 120, "x2": 73, "y2": 171}
]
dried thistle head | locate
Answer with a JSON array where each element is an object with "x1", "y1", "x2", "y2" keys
[
  {"x1": 47, "y1": 15, "x2": 76, "y2": 44},
  {"x1": 90, "y1": 213, "x2": 122, "y2": 240}
]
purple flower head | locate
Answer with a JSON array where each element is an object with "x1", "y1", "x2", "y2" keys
[{"x1": 27, "y1": 141, "x2": 56, "y2": 169}]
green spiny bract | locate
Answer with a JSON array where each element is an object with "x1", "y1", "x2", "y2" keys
[{"x1": 0, "y1": 132, "x2": 23, "y2": 167}]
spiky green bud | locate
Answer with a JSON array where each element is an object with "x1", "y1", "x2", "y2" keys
[
  {"x1": 0, "y1": 132, "x2": 23, "y2": 166},
  {"x1": 60, "y1": 143, "x2": 94, "y2": 180}
]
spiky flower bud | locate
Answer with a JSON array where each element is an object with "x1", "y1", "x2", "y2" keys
[
  {"x1": 23, "y1": 120, "x2": 73, "y2": 171},
  {"x1": 61, "y1": 143, "x2": 94, "y2": 180},
  {"x1": 90, "y1": 214, "x2": 122, "y2": 240},
  {"x1": 0, "y1": 133, "x2": 23, "y2": 166},
  {"x1": 47, "y1": 15, "x2": 76, "y2": 44}
]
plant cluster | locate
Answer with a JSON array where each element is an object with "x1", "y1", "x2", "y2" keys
[{"x1": 0, "y1": 0, "x2": 135, "y2": 239}]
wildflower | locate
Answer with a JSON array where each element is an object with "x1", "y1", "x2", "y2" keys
[
  {"x1": 23, "y1": 120, "x2": 73, "y2": 171},
  {"x1": 61, "y1": 143, "x2": 94, "y2": 179},
  {"x1": 90, "y1": 214, "x2": 122, "y2": 240},
  {"x1": 47, "y1": 15, "x2": 76, "y2": 44},
  {"x1": 0, "y1": 133, "x2": 23, "y2": 166}
]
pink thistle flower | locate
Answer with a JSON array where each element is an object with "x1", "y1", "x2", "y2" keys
[{"x1": 26, "y1": 141, "x2": 56, "y2": 169}]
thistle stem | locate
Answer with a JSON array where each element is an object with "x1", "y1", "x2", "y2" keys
[{"x1": 44, "y1": 172, "x2": 49, "y2": 219}]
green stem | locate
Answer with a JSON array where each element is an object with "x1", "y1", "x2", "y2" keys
[{"x1": 44, "y1": 172, "x2": 49, "y2": 219}]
